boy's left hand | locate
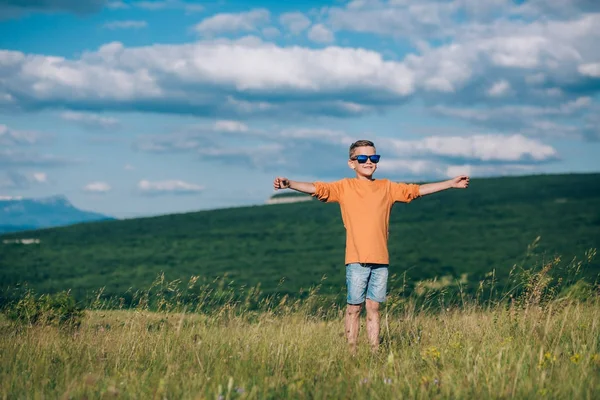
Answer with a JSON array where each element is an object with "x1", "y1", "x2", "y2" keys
[{"x1": 451, "y1": 175, "x2": 469, "y2": 189}]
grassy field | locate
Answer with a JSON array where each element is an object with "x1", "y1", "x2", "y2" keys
[
  {"x1": 1, "y1": 292, "x2": 599, "y2": 399},
  {"x1": 2, "y1": 253, "x2": 599, "y2": 400}
]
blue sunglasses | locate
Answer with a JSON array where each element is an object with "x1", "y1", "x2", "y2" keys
[{"x1": 351, "y1": 154, "x2": 381, "y2": 164}]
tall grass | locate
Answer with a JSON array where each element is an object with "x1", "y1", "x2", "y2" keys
[{"x1": 1, "y1": 246, "x2": 599, "y2": 399}]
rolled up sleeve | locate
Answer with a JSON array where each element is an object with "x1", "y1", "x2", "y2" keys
[
  {"x1": 312, "y1": 181, "x2": 343, "y2": 203},
  {"x1": 390, "y1": 182, "x2": 421, "y2": 203}
]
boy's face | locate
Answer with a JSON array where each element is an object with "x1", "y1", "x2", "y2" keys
[{"x1": 348, "y1": 145, "x2": 378, "y2": 178}]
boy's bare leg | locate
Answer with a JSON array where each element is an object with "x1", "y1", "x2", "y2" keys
[
  {"x1": 345, "y1": 304, "x2": 362, "y2": 353},
  {"x1": 365, "y1": 299, "x2": 380, "y2": 351}
]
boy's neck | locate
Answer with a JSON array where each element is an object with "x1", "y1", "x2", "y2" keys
[{"x1": 354, "y1": 174, "x2": 375, "y2": 181}]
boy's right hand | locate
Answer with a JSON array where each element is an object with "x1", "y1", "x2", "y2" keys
[{"x1": 273, "y1": 177, "x2": 290, "y2": 190}]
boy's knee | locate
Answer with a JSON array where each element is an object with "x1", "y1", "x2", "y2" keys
[
  {"x1": 365, "y1": 299, "x2": 380, "y2": 311},
  {"x1": 346, "y1": 304, "x2": 362, "y2": 316}
]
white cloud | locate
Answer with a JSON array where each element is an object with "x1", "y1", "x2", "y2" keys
[
  {"x1": 2, "y1": 12, "x2": 596, "y2": 121},
  {"x1": 403, "y1": 14, "x2": 600, "y2": 101},
  {"x1": 347, "y1": 0, "x2": 384, "y2": 9},
  {"x1": 322, "y1": 2, "x2": 600, "y2": 111},
  {"x1": 445, "y1": 164, "x2": 472, "y2": 178},
  {"x1": 60, "y1": 111, "x2": 120, "y2": 129},
  {"x1": 0, "y1": 39, "x2": 415, "y2": 118},
  {"x1": 0, "y1": 172, "x2": 27, "y2": 189},
  {"x1": 0, "y1": 149, "x2": 74, "y2": 167},
  {"x1": 433, "y1": 97, "x2": 594, "y2": 139},
  {"x1": 523, "y1": 120, "x2": 581, "y2": 138},
  {"x1": 32, "y1": 172, "x2": 47, "y2": 183},
  {"x1": 124, "y1": 164, "x2": 135, "y2": 170},
  {"x1": 262, "y1": 27, "x2": 280, "y2": 39},
  {"x1": 328, "y1": 1, "x2": 457, "y2": 39},
  {"x1": 583, "y1": 112, "x2": 600, "y2": 140},
  {"x1": 0, "y1": 92, "x2": 14, "y2": 104},
  {"x1": 0, "y1": 124, "x2": 43, "y2": 146},
  {"x1": 107, "y1": 1, "x2": 128, "y2": 9},
  {"x1": 214, "y1": 120, "x2": 249, "y2": 132},
  {"x1": 308, "y1": 24, "x2": 335, "y2": 44},
  {"x1": 103, "y1": 20, "x2": 148, "y2": 29},
  {"x1": 134, "y1": 0, "x2": 203, "y2": 12},
  {"x1": 326, "y1": 0, "x2": 600, "y2": 40},
  {"x1": 84, "y1": 181, "x2": 111, "y2": 193},
  {"x1": 138, "y1": 179, "x2": 204, "y2": 195},
  {"x1": 0, "y1": 171, "x2": 48, "y2": 189},
  {"x1": 193, "y1": 9, "x2": 270, "y2": 36},
  {"x1": 515, "y1": 0, "x2": 600, "y2": 18},
  {"x1": 278, "y1": 128, "x2": 349, "y2": 142},
  {"x1": 436, "y1": 98, "x2": 591, "y2": 121},
  {"x1": 444, "y1": 163, "x2": 537, "y2": 178},
  {"x1": 182, "y1": 4, "x2": 203, "y2": 13},
  {"x1": 135, "y1": 124, "x2": 348, "y2": 174},
  {"x1": 134, "y1": 119, "x2": 559, "y2": 181},
  {"x1": 1, "y1": 7, "x2": 599, "y2": 141},
  {"x1": 392, "y1": 134, "x2": 557, "y2": 162},
  {"x1": 578, "y1": 62, "x2": 600, "y2": 77},
  {"x1": 135, "y1": 123, "x2": 350, "y2": 156},
  {"x1": 137, "y1": 123, "x2": 559, "y2": 165},
  {"x1": 375, "y1": 158, "x2": 436, "y2": 176},
  {"x1": 133, "y1": 121, "x2": 254, "y2": 154},
  {"x1": 487, "y1": 80, "x2": 511, "y2": 97},
  {"x1": 279, "y1": 12, "x2": 311, "y2": 35},
  {"x1": 135, "y1": 1, "x2": 170, "y2": 9},
  {"x1": 134, "y1": 128, "x2": 216, "y2": 153},
  {"x1": 202, "y1": 144, "x2": 287, "y2": 169},
  {"x1": 545, "y1": 88, "x2": 563, "y2": 97}
]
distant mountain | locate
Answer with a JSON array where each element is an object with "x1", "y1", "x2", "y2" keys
[{"x1": 0, "y1": 195, "x2": 114, "y2": 233}]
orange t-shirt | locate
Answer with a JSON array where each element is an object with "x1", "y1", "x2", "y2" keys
[{"x1": 312, "y1": 178, "x2": 421, "y2": 265}]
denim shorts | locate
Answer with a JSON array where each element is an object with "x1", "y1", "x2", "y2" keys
[{"x1": 346, "y1": 263, "x2": 389, "y2": 304}]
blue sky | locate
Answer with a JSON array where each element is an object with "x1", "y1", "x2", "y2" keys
[{"x1": 1, "y1": 0, "x2": 599, "y2": 218}]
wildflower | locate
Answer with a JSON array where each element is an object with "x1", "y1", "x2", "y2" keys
[
  {"x1": 544, "y1": 352, "x2": 556, "y2": 362},
  {"x1": 450, "y1": 340, "x2": 463, "y2": 350},
  {"x1": 360, "y1": 378, "x2": 369, "y2": 385},
  {"x1": 383, "y1": 378, "x2": 392, "y2": 385},
  {"x1": 591, "y1": 353, "x2": 600, "y2": 365},
  {"x1": 449, "y1": 332, "x2": 464, "y2": 350},
  {"x1": 570, "y1": 353, "x2": 581, "y2": 364},
  {"x1": 538, "y1": 352, "x2": 556, "y2": 369},
  {"x1": 422, "y1": 346, "x2": 441, "y2": 361}
]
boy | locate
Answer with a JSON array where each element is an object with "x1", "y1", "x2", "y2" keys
[{"x1": 273, "y1": 139, "x2": 469, "y2": 352}]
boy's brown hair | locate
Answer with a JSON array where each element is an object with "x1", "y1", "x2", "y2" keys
[{"x1": 349, "y1": 140, "x2": 375, "y2": 159}]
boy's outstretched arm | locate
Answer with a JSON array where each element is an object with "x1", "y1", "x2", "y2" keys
[
  {"x1": 418, "y1": 175, "x2": 469, "y2": 196},
  {"x1": 273, "y1": 177, "x2": 316, "y2": 194}
]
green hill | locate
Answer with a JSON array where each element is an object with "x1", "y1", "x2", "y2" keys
[{"x1": 1, "y1": 173, "x2": 599, "y2": 304}]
